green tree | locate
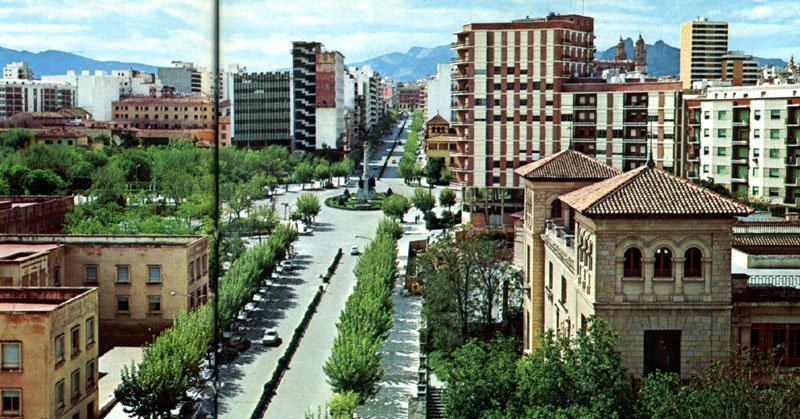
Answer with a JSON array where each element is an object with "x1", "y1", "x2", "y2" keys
[
  {"x1": 376, "y1": 217, "x2": 403, "y2": 240},
  {"x1": 1, "y1": 128, "x2": 33, "y2": 149},
  {"x1": 439, "y1": 188, "x2": 457, "y2": 212},
  {"x1": 425, "y1": 157, "x2": 445, "y2": 186},
  {"x1": 293, "y1": 161, "x2": 315, "y2": 189},
  {"x1": 296, "y1": 193, "x2": 321, "y2": 225},
  {"x1": 397, "y1": 157, "x2": 417, "y2": 185},
  {"x1": 381, "y1": 194, "x2": 410, "y2": 222},
  {"x1": 90, "y1": 162, "x2": 128, "y2": 207},
  {"x1": 25, "y1": 169, "x2": 65, "y2": 195},
  {"x1": 443, "y1": 337, "x2": 518, "y2": 419},
  {"x1": 314, "y1": 160, "x2": 332, "y2": 187},
  {"x1": 411, "y1": 187, "x2": 436, "y2": 214}
]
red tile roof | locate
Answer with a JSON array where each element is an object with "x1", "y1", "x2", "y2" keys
[
  {"x1": 426, "y1": 114, "x2": 450, "y2": 126},
  {"x1": 560, "y1": 165, "x2": 753, "y2": 217},
  {"x1": 733, "y1": 234, "x2": 800, "y2": 254},
  {"x1": 514, "y1": 150, "x2": 620, "y2": 181}
]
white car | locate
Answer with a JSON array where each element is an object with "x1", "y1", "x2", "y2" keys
[
  {"x1": 252, "y1": 293, "x2": 264, "y2": 302},
  {"x1": 262, "y1": 329, "x2": 281, "y2": 346},
  {"x1": 236, "y1": 310, "x2": 249, "y2": 321},
  {"x1": 350, "y1": 245, "x2": 360, "y2": 255},
  {"x1": 244, "y1": 302, "x2": 257, "y2": 311}
]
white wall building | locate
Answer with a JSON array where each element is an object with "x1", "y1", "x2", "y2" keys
[
  {"x1": 3, "y1": 62, "x2": 33, "y2": 80},
  {"x1": 0, "y1": 78, "x2": 75, "y2": 119},
  {"x1": 426, "y1": 63, "x2": 451, "y2": 122}
]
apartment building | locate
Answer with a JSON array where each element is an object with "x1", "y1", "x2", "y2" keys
[
  {"x1": 684, "y1": 85, "x2": 800, "y2": 208},
  {"x1": 398, "y1": 86, "x2": 422, "y2": 112},
  {"x1": 0, "y1": 196, "x2": 73, "y2": 235},
  {"x1": 0, "y1": 79, "x2": 75, "y2": 119},
  {"x1": 111, "y1": 96, "x2": 213, "y2": 130},
  {"x1": 231, "y1": 71, "x2": 292, "y2": 149},
  {"x1": 680, "y1": 18, "x2": 729, "y2": 89},
  {"x1": 3, "y1": 62, "x2": 33, "y2": 80},
  {"x1": 157, "y1": 61, "x2": 211, "y2": 97},
  {"x1": 426, "y1": 63, "x2": 452, "y2": 122},
  {"x1": 292, "y1": 41, "x2": 322, "y2": 151},
  {"x1": 0, "y1": 287, "x2": 99, "y2": 419},
  {"x1": 315, "y1": 51, "x2": 346, "y2": 149},
  {"x1": 0, "y1": 235, "x2": 209, "y2": 351},
  {"x1": 721, "y1": 51, "x2": 759, "y2": 86}
]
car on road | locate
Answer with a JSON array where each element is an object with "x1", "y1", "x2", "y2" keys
[
  {"x1": 236, "y1": 310, "x2": 249, "y2": 321},
  {"x1": 350, "y1": 245, "x2": 360, "y2": 255},
  {"x1": 244, "y1": 302, "x2": 258, "y2": 311},
  {"x1": 391, "y1": 159, "x2": 397, "y2": 164},
  {"x1": 262, "y1": 329, "x2": 281, "y2": 346},
  {"x1": 252, "y1": 293, "x2": 264, "y2": 302}
]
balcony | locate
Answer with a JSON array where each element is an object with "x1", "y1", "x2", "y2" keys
[
  {"x1": 451, "y1": 42, "x2": 470, "y2": 50},
  {"x1": 787, "y1": 117, "x2": 800, "y2": 126},
  {"x1": 451, "y1": 119, "x2": 471, "y2": 127},
  {"x1": 452, "y1": 88, "x2": 471, "y2": 96},
  {"x1": 787, "y1": 156, "x2": 800, "y2": 167},
  {"x1": 623, "y1": 103, "x2": 647, "y2": 109},
  {"x1": 543, "y1": 219, "x2": 575, "y2": 263},
  {"x1": 451, "y1": 72, "x2": 472, "y2": 81},
  {"x1": 732, "y1": 174, "x2": 748, "y2": 183},
  {"x1": 688, "y1": 118, "x2": 700, "y2": 125},
  {"x1": 687, "y1": 153, "x2": 700, "y2": 162},
  {"x1": 687, "y1": 135, "x2": 700, "y2": 144}
]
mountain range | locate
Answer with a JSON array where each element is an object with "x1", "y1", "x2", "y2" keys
[
  {"x1": 0, "y1": 41, "x2": 788, "y2": 83},
  {"x1": 0, "y1": 46, "x2": 157, "y2": 77},
  {"x1": 352, "y1": 40, "x2": 788, "y2": 81}
]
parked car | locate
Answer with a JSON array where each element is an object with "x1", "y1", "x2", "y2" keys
[
  {"x1": 262, "y1": 329, "x2": 281, "y2": 346},
  {"x1": 244, "y1": 302, "x2": 257, "y2": 311},
  {"x1": 350, "y1": 245, "x2": 360, "y2": 255},
  {"x1": 236, "y1": 310, "x2": 249, "y2": 321}
]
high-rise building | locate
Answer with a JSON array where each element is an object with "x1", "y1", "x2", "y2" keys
[
  {"x1": 157, "y1": 61, "x2": 211, "y2": 97},
  {"x1": 3, "y1": 62, "x2": 33, "y2": 80},
  {"x1": 315, "y1": 51, "x2": 346, "y2": 149},
  {"x1": 426, "y1": 63, "x2": 452, "y2": 122},
  {"x1": 680, "y1": 18, "x2": 729, "y2": 89},
  {"x1": 292, "y1": 41, "x2": 323, "y2": 151},
  {"x1": 0, "y1": 79, "x2": 75, "y2": 119},
  {"x1": 684, "y1": 85, "x2": 800, "y2": 207},
  {"x1": 721, "y1": 51, "x2": 759, "y2": 86},
  {"x1": 231, "y1": 71, "x2": 292, "y2": 149},
  {"x1": 452, "y1": 14, "x2": 683, "y2": 225}
]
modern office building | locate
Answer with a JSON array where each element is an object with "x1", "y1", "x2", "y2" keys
[
  {"x1": 292, "y1": 41, "x2": 323, "y2": 151},
  {"x1": 0, "y1": 79, "x2": 75, "y2": 119},
  {"x1": 0, "y1": 287, "x2": 99, "y2": 419},
  {"x1": 684, "y1": 85, "x2": 800, "y2": 208},
  {"x1": 680, "y1": 18, "x2": 729, "y2": 89},
  {"x1": 231, "y1": 71, "x2": 292, "y2": 148}
]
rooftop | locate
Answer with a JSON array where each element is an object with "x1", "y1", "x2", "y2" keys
[
  {"x1": 0, "y1": 288, "x2": 95, "y2": 313},
  {"x1": 34, "y1": 127, "x2": 85, "y2": 139},
  {"x1": 0, "y1": 243, "x2": 61, "y2": 262},
  {"x1": 426, "y1": 114, "x2": 449, "y2": 126},
  {"x1": 0, "y1": 234, "x2": 205, "y2": 246},
  {"x1": 733, "y1": 234, "x2": 800, "y2": 254},
  {"x1": 514, "y1": 149, "x2": 620, "y2": 181},
  {"x1": 560, "y1": 165, "x2": 752, "y2": 217}
]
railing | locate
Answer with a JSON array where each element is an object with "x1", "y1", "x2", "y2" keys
[
  {"x1": 748, "y1": 275, "x2": 800, "y2": 288},
  {"x1": 734, "y1": 224, "x2": 800, "y2": 234},
  {"x1": 544, "y1": 218, "x2": 575, "y2": 253}
]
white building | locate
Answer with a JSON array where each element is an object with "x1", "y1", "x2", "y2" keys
[
  {"x1": 0, "y1": 78, "x2": 75, "y2": 119},
  {"x1": 3, "y1": 62, "x2": 33, "y2": 80},
  {"x1": 426, "y1": 63, "x2": 451, "y2": 122},
  {"x1": 686, "y1": 85, "x2": 800, "y2": 207},
  {"x1": 315, "y1": 51, "x2": 345, "y2": 149}
]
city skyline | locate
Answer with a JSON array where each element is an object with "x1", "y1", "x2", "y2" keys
[{"x1": 0, "y1": 0, "x2": 798, "y2": 72}]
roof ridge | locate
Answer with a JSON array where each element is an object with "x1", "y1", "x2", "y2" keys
[{"x1": 582, "y1": 165, "x2": 648, "y2": 213}]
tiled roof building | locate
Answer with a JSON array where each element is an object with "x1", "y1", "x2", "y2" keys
[{"x1": 514, "y1": 149, "x2": 620, "y2": 181}]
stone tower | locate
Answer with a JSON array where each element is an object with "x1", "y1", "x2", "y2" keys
[
  {"x1": 634, "y1": 33, "x2": 648, "y2": 74},
  {"x1": 615, "y1": 36, "x2": 627, "y2": 61}
]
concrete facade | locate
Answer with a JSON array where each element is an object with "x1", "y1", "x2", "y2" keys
[
  {"x1": 0, "y1": 196, "x2": 73, "y2": 235},
  {"x1": 680, "y1": 18, "x2": 729, "y2": 89},
  {"x1": 0, "y1": 288, "x2": 99, "y2": 419},
  {"x1": 111, "y1": 96, "x2": 213, "y2": 130},
  {"x1": 0, "y1": 78, "x2": 75, "y2": 119},
  {"x1": 231, "y1": 71, "x2": 292, "y2": 149}
]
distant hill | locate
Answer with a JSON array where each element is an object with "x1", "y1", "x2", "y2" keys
[
  {"x1": 596, "y1": 38, "x2": 787, "y2": 77},
  {"x1": 349, "y1": 45, "x2": 455, "y2": 81},
  {"x1": 0, "y1": 46, "x2": 158, "y2": 77}
]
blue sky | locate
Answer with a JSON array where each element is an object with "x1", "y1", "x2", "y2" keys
[{"x1": 0, "y1": 0, "x2": 797, "y2": 72}]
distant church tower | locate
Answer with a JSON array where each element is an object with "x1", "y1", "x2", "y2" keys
[
  {"x1": 615, "y1": 36, "x2": 627, "y2": 61},
  {"x1": 634, "y1": 33, "x2": 648, "y2": 74}
]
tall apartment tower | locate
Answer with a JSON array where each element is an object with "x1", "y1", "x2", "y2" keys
[
  {"x1": 634, "y1": 34, "x2": 647, "y2": 74},
  {"x1": 451, "y1": 14, "x2": 595, "y2": 220},
  {"x1": 315, "y1": 51, "x2": 346, "y2": 149},
  {"x1": 231, "y1": 71, "x2": 292, "y2": 149},
  {"x1": 680, "y1": 18, "x2": 729, "y2": 89},
  {"x1": 292, "y1": 41, "x2": 323, "y2": 151}
]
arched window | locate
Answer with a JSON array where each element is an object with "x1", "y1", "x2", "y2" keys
[
  {"x1": 623, "y1": 248, "x2": 642, "y2": 277},
  {"x1": 550, "y1": 199, "x2": 562, "y2": 219},
  {"x1": 654, "y1": 248, "x2": 673, "y2": 277},
  {"x1": 684, "y1": 247, "x2": 703, "y2": 277}
]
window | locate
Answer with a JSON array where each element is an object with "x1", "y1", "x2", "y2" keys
[
  {"x1": 751, "y1": 324, "x2": 800, "y2": 366},
  {"x1": 0, "y1": 342, "x2": 20, "y2": 369},
  {"x1": 752, "y1": 186, "x2": 760, "y2": 195},
  {"x1": 548, "y1": 262, "x2": 554, "y2": 289},
  {"x1": 684, "y1": 248, "x2": 702, "y2": 277},
  {"x1": 703, "y1": 110, "x2": 710, "y2": 120},
  {"x1": 717, "y1": 129, "x2": 726, "y2": 138},
  {"x1": 71, "y1": 326, "x2": 80, "y2": 356},
  {"x1": 770, "y1": 129, "x2": 780, "y2": 139},
  {"x1": 769, "y1": 149, "x2": 780, "y2": 158},
  {"x1": 771, "y1": 109, "x2": 781, "y2": 119},
  {"x1": 116, "y1": 265, "x2": 130, "y2": 283},
  {"x1": 86, "y1": 360, "x2": 94, "y2": 389},
  {"x1": 116, "y1": 296, "x2": 130, "y2": 313},
  {"x1": 188, "y1": 261, "x2": 195, "y2": 283},
  {"x1": 703, "y1": 128, "x2": 709, "y2": 137},
  {"x1": 702, "y1": 164, "x2": 709, "y2": 174},
  {"x1": 754, "y1": 110, "x2": 761, "y2": 120},
  {"x1": 703, "y1": 146, "x2": 709, "y2": 155},
  {"x1": 71, "y1": 369, "x2": 80, "y2": 399},
  {"x1": 654, "y1": 248, "x2": 672, "y2": 277},
  {"x1": 644, "y1": 330, "x2": 681, "y2": 376},
  {"x1": 55, "y1": 335, "x2": 64, "y2": 365},
  {"x1": 84, "y1": 265, "x2": 98, "y2": 284},
  {"x1": 86, "y1": 318, "x2": 94, "y2": 346},
  {"x1": 717, "y1": 110, "x2": 727, "y2": 120},
  {"x1": 147, "y1": 265, "x2": 161, "y2": 284},
  {"x1": 560, "y1": 276, "x2": 567, "y2": 305},
  {"x1": 623, "y1": 248, "x2": 642, "y2": 277},
  {"x1": 55, "y1": 380, "x2": 65, "y2": 410},
  {"x1": 753, "y1": 148, "x2": 760, "y2": 157},
  {"x1": 202, "y1": 255, "x2": 208, "y2": 274},
  {"x1": 148, "y1": 296, "x2": 161, "y2": 313},
  {"x1": 753, "y1": 129, "x2": 760, "y2": 139},
  {"x1": 1, "y1": 390, "x2": 20, "y2": 415},
  {"x1": 550, "y1": 200, "x2": 562, "y2": 219},
  {"x1": 769, "y1": 187, "x2": 780, "y2": 197},
  {"x1": 715, "y1": 165, "x2": 727, "y2": 175},
  {"x1": 716, "y1": 147, "x2": 727, "y2": 156},
  {"x1": 769, "y1": 168, "x2": 780, "y2": 178}
]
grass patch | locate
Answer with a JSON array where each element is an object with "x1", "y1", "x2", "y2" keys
[{"x1": 325, "y1": 193, "x2": 387, "y2": 211}]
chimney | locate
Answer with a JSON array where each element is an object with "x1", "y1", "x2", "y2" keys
[{"x1": 786, "y1": 212, "x2": 799, "y2": 222}]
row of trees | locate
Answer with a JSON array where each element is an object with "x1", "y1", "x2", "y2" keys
[
  {"x1": 440, "y1": 319, "x2": 800, "y2": 419},
  {"x1": 398, "y1": 110, "x2": 425, "y2": 185},
  {"x1": 115, "y1": 225, "x2": 298, "y2": 418},
  {"x1": 323, "y1": 219, "x2": 400, "y2": 402}
]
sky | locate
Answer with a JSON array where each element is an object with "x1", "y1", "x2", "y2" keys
[{"x1": 0, "y1": 0, "x2": 798, "y2": 71}]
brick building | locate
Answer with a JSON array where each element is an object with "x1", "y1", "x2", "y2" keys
[
  {"x1": 0, "y1": 196, "x2": 73, "y2": 234},
  {"x1": 110, "y1": 96, "x2": 213, "y2": 130},
  {"x1": 398, "y1": 86, "x2": 422, "y2": 112},
  {"x1": 0, "y1": 287, "x2": 99, "y2": 418}
]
